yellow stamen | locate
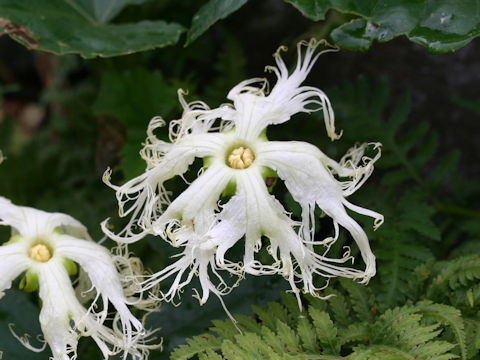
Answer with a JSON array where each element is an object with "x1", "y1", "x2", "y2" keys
[
  {"x1": 228, "y1": 147, "x2": 254, "y2": 169},
  {"x1": 28, "y1": 244, "x2": 51, "y2": 262}
]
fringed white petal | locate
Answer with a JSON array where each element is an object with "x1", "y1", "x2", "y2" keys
[
  {"x1": 235, "y1": 170, "x2": 289, "y2": 269},
  {"x1": 38, "y1": 259, "x2": 154, "y2": 360},
  {"x1": 152, "y1": 162, "x2": 233, "y2": 239},
  {"x1": 143, "y1": 113, "x2": 230, "y2": 169},
  {"x1": 103, "y1": 134, "x2": 226, "y2": 243},
  {"x1": 55, "y1": 235, "x2": 144, "y2": 348},
  {"x1": 235, "y1": 170, "x2": 367, "y2": 303},
  {"x1": 229, "y1": 39, "x2": 340, "y2": 140},
  {"x1": 327, "y1": 142, "x2": 383, "y2": 197},
  {"x1": 142, "y1": 195, "x2": 246, "y2": 310},
  {"x1": 317, "y1": 200, "x2": 376, "y2": 282},
  {"x1": 258, "y1": 140, "x2": 381, "y2": 283},
  {"x1": 142, "y1": 218, "x2": 241, "y2": 308},
  {"x1": 208, "y1": 194, "x2": 246, "y2": 270},
  {"x1": 142, "y1": 239, "x2": 231, "y2": 306},
  {"x1": 0, "y1": 196, "x2": 87, "y2": 238},
  {"x1": 112, "y1": 244, "x2": 160, "y2": 311},
  {"x1": 257, "y1": 141, "x2": 343, "y2": 205},
  {"x1": 37, "y1": 261, "x2": 84, "y2": 360},
  {"x1": 0, "y1": 241, "x2": 31, "y2": 298},
  {"x1": 168, "y1": 90, "x2": 236, "y2": 143}
]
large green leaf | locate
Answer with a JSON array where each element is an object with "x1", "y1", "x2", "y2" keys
[
  {"x1": 285, "y1": 0, "x2": 376, "y2": 20},
  {"x1": 186, "y1": 0, "x2": 248, "y2": 45},
  {"x1": 0, "y1": 0, "x2": 185, "y2": 58},
  {"x1": 285, "y1": 0, "x2": 480, "y2": 53},
  {"x1": 74, "y1": 0, "x2": 146, "y2": 23}
]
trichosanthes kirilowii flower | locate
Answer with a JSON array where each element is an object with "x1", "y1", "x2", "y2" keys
[
  {"x1": 0, "y1": 197, "x2": 158, "y2": 360},
  {"x1": 103, "y1": 39, "x2": 383, "y2": 307}
]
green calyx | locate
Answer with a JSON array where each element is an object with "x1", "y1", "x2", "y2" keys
[
  {"x1": 258, "y1": 128, "x2": 268, "y2": 142},
  {"x1": 221, "y1": 166, "x2": 279, "y2": 197},
  {"x1": 222, "y1": 179, "x2": 237, "y2": 197},
  {"x1": 19, "y1": 258, "x2": 78, "y2": 294},
  {"x1": 3, "y1": 234, "x2": 23, "y2": 246},
  {"x1": 63, "y1": 258, "x2": 78, "y2": 276},
  {"x1": 19, "y1": 269, "x2": 39, "y2": 292}
]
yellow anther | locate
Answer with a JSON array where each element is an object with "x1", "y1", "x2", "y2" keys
[
  {"x1": 228, "y1": 147, "x2": 254, "y2": 169},
  {"x1": 28, "y1": 244, "x2": 51, "y2": 262}
]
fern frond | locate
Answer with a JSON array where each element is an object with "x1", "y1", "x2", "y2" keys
[
  {"x1": 275, "y1": 319, "x2": 301, "y2": 353},
  {"x1": 220, "y1": 339, "x2": 244, "y2": 359},
  {"x1": 252, "y1": 301, "x2": 290, "y2": 331},
  {"x1": 349, "y1": 344, "x2": 419, "y2": 360},
  {"x1": 171, "y1": 334, "x2": 222, "y2": 360},
  {"x1": 338, "y1": 323, "x2": 369, "y2": 347},
  {"x1": 425, "y1": 254, "x2": 480, "y2": 316},
  {"x1": 415, "y1": 301, "x2": 466, "y2": 360},
  {"x1": 441, "y1": 255, "x2": 480, "y2": 289},
  {"x1": 339, "y1": 278, "x2": 375, "y2": 322},
  {"x1": 235, "y1": 314, "x2": 261, "y2": 333},
  {"x1": 260, "y1": 325, "x2": 285, "y2": 354},
  {"x1": 209, "y1": 319, "x2": 238, "y2": 342},
  {"x1": 233, "y1": 332, "x2": 277, "y2": 358},
  {"x1": 297, "y1": 316, "x2": 319, "y2": 352},
  {"x1": 172, "y1": 293, "x2": 459, "y2": 360},
  {"x1": 464, "y1": 318, "x2": 480, "y2": 359},
  {"x1": 375, "y1": 191, "x2": 436, "y2": 307},
  {"x1": 198, "y1": 349, "x2": 223, "y2": 360},
  {"x1": 326, "y1": 289, "x2": 351, "y2": 327},
  {"x1": 366, "y1": 306, "x2": 456, "y2": 360},
  {"x1": 309, "y1": 306, "x2": 339, "y2": 354},
  {"x1": 281, "y1": 292, "x2": 302, "y2": 319}
]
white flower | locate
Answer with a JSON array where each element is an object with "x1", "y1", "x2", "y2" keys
[
  {"x1": 103, "y1": 39, "x2": 383, "y2": 306},
  {"x1": 0, "y1": 150, "x2": 4, "y2": 164},
  {"x1": 0, "y1": 197, "x2": 158, "y2": 360}
]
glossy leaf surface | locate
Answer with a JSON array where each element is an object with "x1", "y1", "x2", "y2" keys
[
  {"x1": 0, "y1": 0, "x2": 185, "y2": 58},
  {"x1": 286, "y1": 0, "x2": 480, "y2": 53}
]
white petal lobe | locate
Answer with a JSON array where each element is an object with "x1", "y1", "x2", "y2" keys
[{"x1": 0, "y1": 242, "x2": 31, "y2": 298}]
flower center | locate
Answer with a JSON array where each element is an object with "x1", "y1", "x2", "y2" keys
[
  {"x1": 28, "y1": 244, "x2": 51, "y2": 262},
  {"x1": 228, "y1": 146, "x2": 254, "y2": 169}
]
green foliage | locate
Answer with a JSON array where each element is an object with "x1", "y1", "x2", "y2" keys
[
  {"x1": 418, "y1": 254, "x2": 480, "y2": 313},
  {"x1": 0, "y1": 0, "x2": 251, "y2": 58},
  {"x1": 285, "y1": 0, "x2": 480, "y2": 53},
  {"x1": 0, "y1": 58, "x2": 115, "y2": 238},
  {"x1": 202, "y1": 33, "x2": 247, "y2": 106},
  {"x1": 325, "y1": 78, "x2": 474, "y2": 309},
  {"x1": 171, "y1": 285, "x2": 463, "y2": 360},
  {"x1": 455, "y1": 97, "x2": 480, "y2": 116},
  {"x1": 0, "y1": 0, "x2": 185, "y2": 58},
  {"x1": 75, "y1": 0, "x2": 146, "y2": 23},
  {"x1": 186, "y1": 0, "x2": 249, "y2": 45},
  {"x1": 3, "y1": 0, "x2": 479, "y2": 57},
  {"x1": 92, "y1": 67, "x2": 177, "y2": 178}
]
